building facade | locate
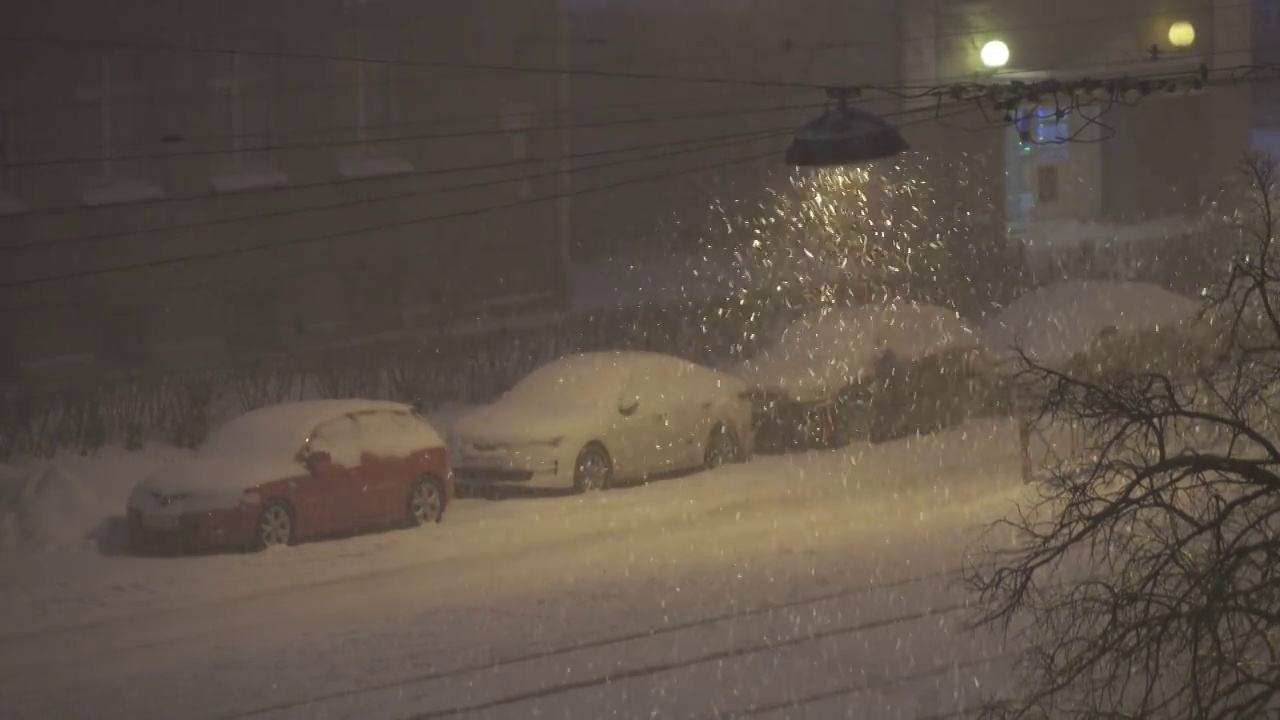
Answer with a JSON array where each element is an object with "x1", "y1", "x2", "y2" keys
[
  {"x1": 899, "y1": 0, "x2": 1257, "y2": 282},
  {"x1": 0, "y1": 0, "x2": 565, "y2": 385}
]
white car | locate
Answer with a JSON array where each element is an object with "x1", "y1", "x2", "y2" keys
[{"x1": 450, "y1": 351, "x2": 754, "y2": 493}]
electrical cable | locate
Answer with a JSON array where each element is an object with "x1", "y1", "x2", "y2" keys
[
  {"x1": 0, "y1": 0, "x2": 1253, "y2": 94},
  {"x1": 2, "y1": 125, "x2": 798, "y2": 252},
  {"x1": 5, "y1": 98, "x2": 830, "y2": 169},
  {"x1": 0, "y1": 105, "x2": 969, "y2": 310},
  {"x1": 0, "y1": 33, "x2": 833, "y2": 90}
]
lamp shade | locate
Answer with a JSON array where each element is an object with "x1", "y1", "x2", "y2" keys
[{"x1": 785, "y1": 103, "x2": 910, "y2": 168}]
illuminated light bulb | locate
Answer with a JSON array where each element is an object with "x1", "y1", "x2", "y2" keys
[
  {"x1": 980, "y1": 40, "x2": 1010, "y2": 68},
  {"x1": 1168, "y1": 21, "x2": 1195, "y2": 48}
]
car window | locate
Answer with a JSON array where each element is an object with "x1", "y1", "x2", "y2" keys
[
  {"x1": 308, "y1": 415, "x2": 362, "y2": 466},
  {"x1": 354, "y1": 410, "x2": 435, "y2": 457},
  {"x1": 624, "y1": 357, "x2": 695, "y2": 410}
]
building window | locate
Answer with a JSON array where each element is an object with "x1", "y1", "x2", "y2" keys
[
  {"x1": 207, "y1": 52, "x2": 289, "y2": 193},
  {"x1": 74, "y1": 51, "x2": 164, "y2": 206},
  {"x1": 357, "y1": 59, "x2": 398, "y2": 142},
  {"x1": 336, "y1": 0, "x2": 413, "y2": 179}
]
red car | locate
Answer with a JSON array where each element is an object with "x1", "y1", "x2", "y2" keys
[{"x1": 127, "y1": 400, "x2": 453, "y2": 552}]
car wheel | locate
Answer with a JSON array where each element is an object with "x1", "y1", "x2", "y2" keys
[
  {"x1": 573, "y1": 444, "x2": 612, "y2": 493},
  {"x1": 408, "y1": 477, "x2": 446, "y2": 526},
  {"x1": 255, "y1": 500, "x2": 295, "y2": 551},
  {"x1": 704, "y1": 424, "x2": 740, "y2": 469}
]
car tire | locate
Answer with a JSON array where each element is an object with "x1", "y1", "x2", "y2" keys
[
  {"x1": 255, "y1": 500, "x2": 295, "y2": 551},
  {"x1": 573, "y1": 443, "x2": 612, "y2": 494},
  {"x1": 704, "y1": 424, "x2": 741, "y2": 469},
  {"x1": 408, "y1": 476, "x2": 446, "y2": 526}
]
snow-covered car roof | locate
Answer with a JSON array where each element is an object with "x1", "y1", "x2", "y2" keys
[
  {"x1": 979, "y1": 280, "x2": 1202, "y2": 369},
  {"x1": 503, "y1": 350, "x2": 727, "y2": 403},
  {"x1": 201, "y1": 399, "x2": 420, "y2": 457},
  {"x1": 734, "y1": 303, "x2": 978, "y2": 403},
  {"x1": 454, "y1": 350, "x2": 743, "y2": 444}
]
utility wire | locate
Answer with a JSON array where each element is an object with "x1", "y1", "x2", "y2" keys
[
  {"x1": 0, "y1": 0, "x2": 1251, "y2": 94},
  {"x1": 10, "y1": 87, "x2": 817, "y2": 158},
  {"x1": 1, "y1": 124, "x2": 800, "y2": 252},
  {"x1": 787, "y1": 0, "x2": 1246, "y2": 61},
  {"x1": 0, "y1": 33, "x2": 833, "y2": 90},
  {"x1": 923, "y1": 44, "x2": 1265, "y2": 88},
  {"x1": 0, "y1": 124, "x2": 803, "y2": 238},
  {"x1": 6, "y1": 99, "x2": 829, "y2": 169},
  {"x1": 0, "y1": 105, "x2": 968, "y2": 304}
]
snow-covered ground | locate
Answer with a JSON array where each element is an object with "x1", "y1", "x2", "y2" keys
[{"x1": 0, "y1": 416, "x2": 1027, "y2": 719}]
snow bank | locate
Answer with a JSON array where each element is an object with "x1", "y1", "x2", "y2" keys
[
  {"x1": 735, "y1": 303, "x2": 977, "y2": 403},
  {"x1": 980, "y1": 280, "x2": 1202, "y2": 369},
  {"x1": 0, "y1": 467, "x2": 110, "y2": 552}
]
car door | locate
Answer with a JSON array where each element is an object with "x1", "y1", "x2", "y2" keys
[
  {"x1": 352, "y1": 410, "x2": 415, "y2": 523},
  {"x1": 302, "y1": 414, "x2": 371, "y2": 533},
  {"x1": 663, "y1": 359, "x2": 722, "y2": 468},
  {"x1": 614, "y1": 359, "x2": 688, "y2": 475}
]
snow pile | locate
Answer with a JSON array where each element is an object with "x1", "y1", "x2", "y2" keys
[
  {"x1": 735, "y1": 303, "x2": 977, "y2": 403},
  {"x1": 980, "y1": 280, "x2": 1202, "y2": 369},
  {"x1": 0, "y1": 466, "x2": 116, "y2": 552}
]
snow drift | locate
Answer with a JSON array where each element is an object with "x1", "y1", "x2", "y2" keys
[{"x1": 0, "y1": 466, "x2": 117, "y2": 552}]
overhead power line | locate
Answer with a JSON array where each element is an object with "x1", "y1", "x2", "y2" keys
[
  {"x1": 0, "y1": 33, "x2": 834, "y2": 91},
  {"x1": 0, "y1": 103, "x2": 970, "y2": 296},
  {"x1": 0, "y1": 123, "x2": 815, "y2": 231},
  {"x1": 789, "y1": 0, "x2": 1247, "y2": 61},
  {"x1": 1, "y1": 124, "x2": 802, "y2": 252},
  {"x1": 7, "y1": 99, "x2": 829, "y2": 169},
  {"x1": 0, "y1": 106, "x2": 971, "y2": 317},
  {"x1": 0, "y1": 0, "x2": 1249, "y2": 96}
]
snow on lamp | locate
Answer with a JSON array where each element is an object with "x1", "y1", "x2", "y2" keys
[{"x1": 785, "y1": 98, "x2": 909, "y2": 168}]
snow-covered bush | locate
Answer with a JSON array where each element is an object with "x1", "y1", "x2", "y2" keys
[{"x1": 967, "y1": 155, "x2": 1280, "y2": 719}]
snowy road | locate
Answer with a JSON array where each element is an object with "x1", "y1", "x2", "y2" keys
[{"x1": 0, "y1": 419, "x2": 1025, "y2": 719}]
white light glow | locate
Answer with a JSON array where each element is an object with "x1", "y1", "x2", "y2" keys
[
  {"x1": 1168, "y1": 21, "x2": 1195, "y2": 48},
  {"x1": 980, "y1": 40, "x2": 1010, "y2": 68}
]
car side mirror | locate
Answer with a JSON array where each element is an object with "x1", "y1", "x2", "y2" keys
[{"x1": 619, "y1": 396, "x2": 640, "y2": 416}]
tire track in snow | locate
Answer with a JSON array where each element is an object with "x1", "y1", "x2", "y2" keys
[
  {"x1": 0, "y1": 491, "x2": 788, "y2": 646},
  {"x1": 219, "y1": 568, "x2": 966, "y2": 720},
  {"x1": 715, "y1": 653, "x2": 1016, "y2": 718},
  {"x1": 398, "y1": 602, "x2": 972, "y2": 720}
]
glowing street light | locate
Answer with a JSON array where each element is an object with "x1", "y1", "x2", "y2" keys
[
  {"x1": 1168, "y1": 21, "x2": 1196, "y2": 48},
  {"x1": 980, "y1": 40, "x2": 1010, "y2": 68}
]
